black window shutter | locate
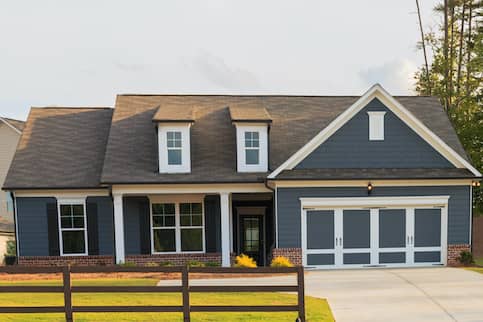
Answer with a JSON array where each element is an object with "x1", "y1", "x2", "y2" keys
[
  {"x1": 204, "y1": 195, "x2": 221, "y2": 253},
  {"x1": 139, "y1": 198, "x2": 151, "y2": 255},
  {"x1": 86, "y1": 201, "x2": 99, "y2": 255},
  {"x1": 46, "y1": 201, "x2": 60, "y2": 256}
]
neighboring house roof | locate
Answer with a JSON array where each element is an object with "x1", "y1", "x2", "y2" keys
[
  {"x1": 3, "y1": 91, "x2": 476, "y2": 189},
  {"x1": 0, "y1": 117, "x2": 25, "y2": 133},
  {"x1": 3, "y1": 107, "x2": 113, "y2": 189}
]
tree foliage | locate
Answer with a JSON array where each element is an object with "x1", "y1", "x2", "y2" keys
[{"x1": 414, "y1": 0, "x2": 482, "y2": 215}]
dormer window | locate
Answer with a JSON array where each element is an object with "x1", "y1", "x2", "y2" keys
[
  {"x1": 153, "y1": 106, "x2": 195, "y2": 173},
  {"x1": 368, "y1": 111, "x2": 386, "y2": 141},
  {"x1": 158, "y1": 125, "x2": 191, "y2": 173}
]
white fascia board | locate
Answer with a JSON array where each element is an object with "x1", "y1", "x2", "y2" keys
[
  {"x1": 13, "y1": 189, "x2": 109, "y2": 198},
  {"x1": 300, "y1": 195, "x2": 450, "y2": 209},
  {"x1": 0, "y1": 117, "x2": 22, "y2": 135},
  {"x1": 268, "y1": 84, "x2": 481, "y2": 178},
  {"x1": 111, "y1": 183, "x2": 271, "y2": 195}
]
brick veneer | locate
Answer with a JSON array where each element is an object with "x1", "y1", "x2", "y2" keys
[
  {"x1": 18, "y1": 255, "x2": 114, "y2": 266},
  {"x1": 125, "y1": 253, "x2": 223, "y2": 266},
  {"x1": 271, "y1": 248, "x2": 302, "y2": 266},
  {"x1": 447, "y1": 244, "x2": 470, "y2": 266}
]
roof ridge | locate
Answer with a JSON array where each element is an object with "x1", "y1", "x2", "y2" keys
[
  {"x1": 30, "y1": 106, "x2": 112, "y2": 109},
  {"x1": 117, "y1": 93, "x2": 433, "y2": 98}
]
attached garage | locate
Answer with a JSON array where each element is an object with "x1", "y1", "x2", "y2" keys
[{"x1": 300, "y1": 196, "x2": 448, "y2": 268}]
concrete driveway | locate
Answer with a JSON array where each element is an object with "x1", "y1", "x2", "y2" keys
[{"x1": 158, "y1": 267, "x2": 483, "y2": 322}]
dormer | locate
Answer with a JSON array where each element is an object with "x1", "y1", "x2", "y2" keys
[
  {"x1": 153, "y1": 106, "x2": 195, "y2": 173},
  {"x1": 229, "y1": 105, "x2": 271, "y2": 173}
]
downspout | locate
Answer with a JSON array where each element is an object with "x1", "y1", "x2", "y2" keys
[{"x1": 10, "y1": 191, "x2": 19, "y2": 260}]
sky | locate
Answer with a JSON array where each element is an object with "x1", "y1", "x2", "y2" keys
[{"x1": 0, "y1": 0, "x2": 441, "y2": 120}]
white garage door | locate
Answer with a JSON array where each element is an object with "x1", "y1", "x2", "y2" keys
[{"x1": 301, "y1": 196, "x2": 449, "y2": 269}]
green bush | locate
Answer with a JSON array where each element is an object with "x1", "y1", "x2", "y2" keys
[
  {"x1": 144, "y1": 262, "x2": 158, "y2": 267},
  {"x1": 187, "y1": 260, "x2": 205, "y2": 268},
  {"x1": 159, "y1": 261, "x2": 174, "y2": 267},
  {"x1": 5, "y1": 240, "x2": 15, "y2": 256},
  {"x1": 204, "y1": 261, "x2": 221, "y2": 267},
  {"x1": 458, "y1": 251, "x2": 474, "y2": 265},
  {"x1": 119, "y1": 261, "x2": 137, "y2": 267}
]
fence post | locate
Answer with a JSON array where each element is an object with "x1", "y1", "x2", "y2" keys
[
  {"x1": 182, "y1": 265, "x2": 190, "y2": 322},
  {"x1": 297, "y1": 266, "x2": 305, "y2": 322},
  {"x1": 63, "y1": 265, "x2": 73, "y2": 322}
]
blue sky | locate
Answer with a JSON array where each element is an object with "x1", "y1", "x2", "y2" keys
[{"x1": 0, "y1": 0, "x2": 440, "y2": 120}]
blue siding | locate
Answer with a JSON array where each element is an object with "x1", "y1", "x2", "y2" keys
[
  {"x1": 296, "y1": 98, "x2": 453, "y2": 169},
  {"x1": 16, "y1": 197, "x2": 53, "y2": 256},
  {"x1": 16, "y1": 196, "x2": 114, "y2": 257},
  {"x1": 277, "y1": 186, "x2": 470, "y2": 248},
  {"x1": 87, "y1": 196, "x2": 114, "y2": 255}
]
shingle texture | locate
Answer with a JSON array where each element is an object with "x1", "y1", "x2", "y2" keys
[
  {"x1": 101, "y1": 95, "x2": 471, "y2": 184},
  {"x1": 229, "y1": 105, "x2": 272, "y2": 122},
  {"x1": 152, "y1": 105, "x2": 195, "y2": 122},
  {"x1": 4, "y1": 95, "x2": 473, "y2": 188},
  {"x1": 3, "y1": 108, "x2": 113, "y2": 189},
  {"x1": 276, "y1": 168, "x2": 475, "y2": 180}
]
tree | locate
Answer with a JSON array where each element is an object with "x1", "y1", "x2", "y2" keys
[{"x1": 414, "y1": 0, "x2": 482, "y2": 215}]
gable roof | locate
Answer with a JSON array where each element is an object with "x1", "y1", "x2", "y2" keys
[
  {"x1": 100, "y1": 91, "x2": 476, "y2": 185},
  {"x1": 3, "y1": 107, "x2": 113, "y2": 189},
  {"x1": 268, "y1": 84, "x2": 481, "y2": 178},
  {"x1": 0, "y1": 117, "x2": 25, "y2": 134},
  {"x1": 229, "y1": 105, "x2": 272, "y2": 123},
  {"x1": 152, "y1": 105, "x2": 196, "y2": 123}
]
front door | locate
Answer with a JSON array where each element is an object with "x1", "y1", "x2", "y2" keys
[{"x1": 239, "y1": 215, "x2": 264, "y2": 266}]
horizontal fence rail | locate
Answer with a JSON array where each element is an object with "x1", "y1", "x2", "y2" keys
[{"x1": 0, "y1": 265, "x2": 305, "y2": 322}]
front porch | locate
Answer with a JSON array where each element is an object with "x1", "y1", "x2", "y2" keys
[{"x1": 112, "y1": 186, "x2": 274, "y2": 267}]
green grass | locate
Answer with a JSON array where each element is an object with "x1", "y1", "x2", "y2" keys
[
  {"x1": 0, "y1": 278, "x2": 334, "y2": 321},
  {"x1": 474, "y1": 257, "x2": 483, "y2": 266}
]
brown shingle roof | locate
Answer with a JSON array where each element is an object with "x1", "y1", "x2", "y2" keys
[
  {"x1": 3, "y1": 107, "x2": 113, "y2": 189},
  {"x1": 152, "y1": 105, "x2": 195, "y2": 122},
  {"x1": 100, "y1": 95, "x2": 471, "y2": 184},
  {"x1": 229, "y1": 104, "x2": 272, "y2": 123}
]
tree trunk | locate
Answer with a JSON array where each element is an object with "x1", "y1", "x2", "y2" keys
[
  {"x1": 456, "y1": 0, "x2": 466, "y2": 103},
  {"x1": 448, "y1": 1, "x2": 455, "y2": 107},
  {"x1": 466, "y1": 1, "x2": 473, "y2": 97},
  {"x1": 444, "y1": 0, "x2": 449, "y2": 110},
  {"x1": 416, "y1": 0, "x2": 431, "y2": 95}
]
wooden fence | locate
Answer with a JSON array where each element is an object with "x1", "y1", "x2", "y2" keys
[{"x1": 0, "y1": 265, "x2": 305, "y2": 322}]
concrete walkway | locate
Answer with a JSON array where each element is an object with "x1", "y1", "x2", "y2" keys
[{"x1": 158, "y1": 267, "x2": 483, "y2": 322}]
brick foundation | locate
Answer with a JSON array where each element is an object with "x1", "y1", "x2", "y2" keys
[
  {"x1": 18, "y1": 255, "x2": 114, "y2": 266},
  {"x1": 125, "y1": 253, "x2": 222, "y2": 266},
  {"x1": 271, "y1": 248, "x2": 302, "y2": 266},
  {"x1": 447, "y1": 244, "x2": 471, "y2": 266}
]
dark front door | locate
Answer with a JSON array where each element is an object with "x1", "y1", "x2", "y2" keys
[{"x1": 239, "y1": 215, "x2": 264, "y2": 266}]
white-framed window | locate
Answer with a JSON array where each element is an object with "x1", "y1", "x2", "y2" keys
[
  {"x1": 57, "y1": 199, "x2": 88, "y2": 256},
  {"x1": 150, "y1": 197, "x2": 204, "y2": 254},
  {"x1": 158, "y1": 124, "x2": 191, "y2": 173},
  {"x1": 367, "y1": 111, "x2": 386, "y2": 141},
  {"x1": 235, "y1": 124, "x2": 268, "y2": 172},
  {"x1": 244, "y1": 131, "x2": 260, "y2": 165}
]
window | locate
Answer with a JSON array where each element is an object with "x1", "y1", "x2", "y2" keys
[
  {"x1": 368, "y1": 111, "x2": 386, "y2": 141},
  {"x1": 151, "y1": 201, "x2": 204, "y2": 253},
  {"x1": 158, "y1": 125, "x2": 191, "y2": 173},
  {"x1": 58, "y1": 201, "x2": 87, "y2": 256},
  {"x1": 235, "y1": 124, "x2": 268, "y2": 172},
  {"x1": 167, "y1": 131, "x2": 182, "y2": 165},
  {"x1": 244, "y1": 131, "x2": 260, "y2": 165}
]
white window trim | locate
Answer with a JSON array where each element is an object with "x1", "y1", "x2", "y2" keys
[
  {"x1": 158, "y1": 124, "x2": 191, "y2": 173},
  {"x1": 149, "y1": 196, "x2": 205, "y2": 254},
  {"x1": 57, "y1": 198, "x2": 88, "y2": 257},
  {"x1": 367, "y1": 111, "x2": 386, "y2": 141},
  {"x1": 235, "y1": 124, "x2": 268, "y2": 173}
]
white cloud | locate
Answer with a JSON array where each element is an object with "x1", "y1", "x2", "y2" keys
[{"x1": 358, "y1": 59, "x2": 418, "y2": 95}]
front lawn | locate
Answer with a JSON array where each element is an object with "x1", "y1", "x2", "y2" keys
[{"x1": 0, "y1": 278, "x2": 334, "y2": 321}]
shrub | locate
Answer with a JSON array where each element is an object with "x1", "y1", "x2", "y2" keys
[
  {"x1": 234, "y1": 254, "x2": 257, "y2": 268},
  {"x1": 144, "y1": 262, "x2": 158, "y2": 267},
  {"x1": 458, "y1": 251, "x2": 474, "y2": 265},
  {"x1": 205, "y1": 261, "x2": 221, "y2": 267},
  {"x1": 119, "y1": 261, "x2": 137, "y2": 267},
  {"x1": 5, "y1": 240, "x2": 15, "y2": 256},
  {"x1": 187, "y1": 260, "x2": 205, "y2": 268},
  {"x1": 159, "y1": 261, "x2": 174, "y2": 267},
  {"x1": 270, "y1": 256, "x2": 294, "y2": 267}
]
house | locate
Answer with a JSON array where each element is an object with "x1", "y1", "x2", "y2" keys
[
  {"x1": 3, "y1": 85, "x2": 481, "y2": 268},
  {"x1": 0, "y1": 117, "x2": 24, "y2": 262}
]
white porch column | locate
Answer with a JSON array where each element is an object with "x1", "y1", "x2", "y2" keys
[
  {"x1": 220, "y1": 192, "x2": 231, "y2": 267},
  {"x1": 113, "y1": 193, "x2": 125, "y2": 264}
]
